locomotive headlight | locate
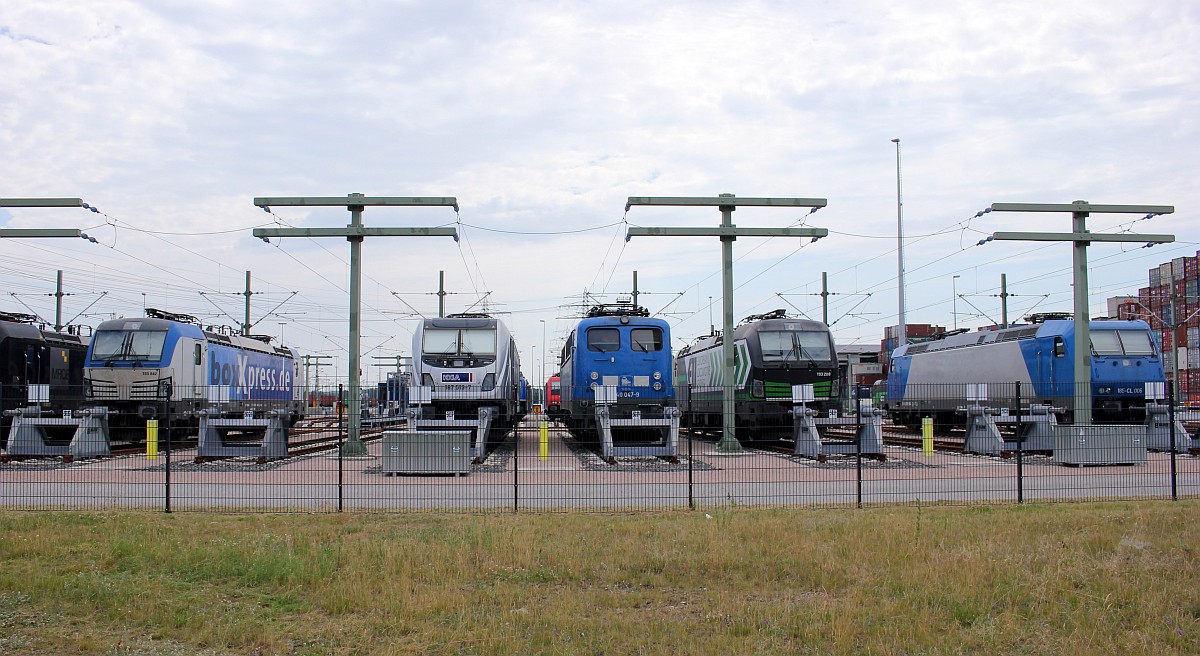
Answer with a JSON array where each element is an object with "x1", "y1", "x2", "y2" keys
[
  {"x1": 653, "y1": 371, "x2": 662, "y2": 381},
  {"x1": 589, "y1": 382, "x2": 598, "y2": 390},
  {"x1": 590, "y1": 371, "x2": 599, "y2": 381},
  {"x1": 751, "y1": 379, "x2": 764, "y2": 398},
  {"x1": 158, "y1": 379, "x2": 173, "y2": 399},
  {"x1": 422, "y1": 374, "x2": 435, "y2": 386},
  {"x1": 653, "y1": 382, "x2": 663, "y2": 391},
  {"x1": 481, "y1": 374, "x2": 496, "y2": 391}
]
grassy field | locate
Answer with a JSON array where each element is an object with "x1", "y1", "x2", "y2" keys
[{"x1": 0, "y1": 501, "x2": 1197, "y2": 655}]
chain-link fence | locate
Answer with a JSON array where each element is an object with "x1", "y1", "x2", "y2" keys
[{"x1": 1, "y1": 382, "x2": 1197, "y2": 512}]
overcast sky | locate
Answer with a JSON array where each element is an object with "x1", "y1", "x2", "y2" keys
[{"x1": 2, "y1": 0, "x2": 1196, "y2": 384}]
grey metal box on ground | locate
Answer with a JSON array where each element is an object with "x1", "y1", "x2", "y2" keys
[
  {"x1": 381, "y1": 430, "x2": 471, "y2": 475},
  {"x1": 1053, "y1": 425, "x2": 1147, "y2": 466}
]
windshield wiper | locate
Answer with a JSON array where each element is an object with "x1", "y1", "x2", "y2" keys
[{"x1": 787, "y1": 334, "x2": 802, "y2": 363}]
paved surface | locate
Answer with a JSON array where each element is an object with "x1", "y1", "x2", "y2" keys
[{"x1": 2, "y1": 415, "x2": 1198, "y2": 511}]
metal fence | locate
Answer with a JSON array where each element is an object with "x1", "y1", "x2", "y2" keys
[{"x1": 1, "y1": 382, "x2": 1197, "y2": 512}]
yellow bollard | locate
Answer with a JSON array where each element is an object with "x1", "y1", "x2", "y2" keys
[
  {"x1": 539, "y1": 421, "x2": 549, "y2": 461},
  {"x1": 921, "y1": 417, "x2": 933, "y2": 456},
  {"x1": 146, "y1": 419, "x2": 158, "y2": 459}
]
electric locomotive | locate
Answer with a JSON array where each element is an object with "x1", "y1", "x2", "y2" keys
[
  {"x1": 557, "y1": 303, "x2": 674, "y2": 442},
  {"x1": 545, "y1": 374, "x2": 563, "y2": 420},
  {"x1": 675, "y1": 309, "x2": 841, "y2": 439},
  {"x1": 886, "y1": 315, "x2": 1164, "y2": 426},
  {"x1": 410, "y1": 313, "x2": 523, "y2": 443},
  {"x1": 84, "y1": 308, "x2": 304, "y2": 440},
  {"x1": 0, "y1": 312, "x2": 89, "y2": 446}
]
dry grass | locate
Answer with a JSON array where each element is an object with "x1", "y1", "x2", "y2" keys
[{"x1": 0, "y1": 502, "x2": 1198, "y2": 655}]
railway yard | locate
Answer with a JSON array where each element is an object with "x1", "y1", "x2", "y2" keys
[{"x1": 1, "y1": 413, "x2": 1197, "y2": 511}]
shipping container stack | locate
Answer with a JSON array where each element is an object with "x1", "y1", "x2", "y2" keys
[
  {"x1": 1134, "y1": 251, "x2": 1200, "y2": 403},
  {"x1": 881, "y1": 323, "x2": 946, "y2": 374}
]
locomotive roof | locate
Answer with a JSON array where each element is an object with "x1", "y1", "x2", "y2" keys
[
  {"x1": 677, "y1": 317, "x2": 832, "y2": 355},
  {"x1": 0, "y1": 318, "x2": 54, "y2": 342},
  {"x1": 735, "y1": 316, "x2": 830, "y2": 333},
  {"x1": 93, "y1": 316, "x2": 287, "y2": 355},
  {"x1": 0, "y1": 318, "x2": 90, "y2": 349},
  {"x1": 420, "y1": 315, "x2": 500, "y2": 329},
  {"x1": 94, "y1": 316, "x2": 190, "y2": 333},
  {"x1": 575, "y1": 313, "x2": 668, "y2": 327},
  {"x1": 894, "y1": 318, "x2": 1153, "y2": 356},
  {"x1": 585, "y1": 303, "x2": 650, "y2": 318}
]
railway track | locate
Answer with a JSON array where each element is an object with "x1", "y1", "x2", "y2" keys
[{"x1": 1, "y1": 421, "x2": 400, "y2": 465}]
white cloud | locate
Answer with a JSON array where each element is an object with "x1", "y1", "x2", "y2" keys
[{"x1": 1, "y1": 0, "x2": 1197, "y2": 380}]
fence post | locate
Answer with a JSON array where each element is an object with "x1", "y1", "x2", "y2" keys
[
  {"x1": 337, "y1": 384, "x2": 344, "y2": 513},
  {"x1": 1168, "y1": 380, "x2": 1178, "y2": 501},
  {"x1": 855, "y1": 395, "x2": 863, "y2": 509},
  {"x1": 513, "y1": 419, "x2": 519, "y2": 513},
  {"x1": 687, "y1": 384, "x2": 695, "y2": 510},
  {"x1": 1014, "y1": 380, "x2": 1024, "y2": 504},
  {"x1": 163, "y1": 408, "x2": 172, "y2": 514}
]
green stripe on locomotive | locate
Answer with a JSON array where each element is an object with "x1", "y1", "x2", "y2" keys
[{"x1": 762, "y1": 380, "x2": 833, "y2": 399}]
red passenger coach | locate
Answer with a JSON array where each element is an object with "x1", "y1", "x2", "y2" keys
[{"x1": 545, "y1": 374, "x2": 563, "y2": 418}]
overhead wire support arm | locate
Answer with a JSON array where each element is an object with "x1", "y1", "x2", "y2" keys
[
  {"x1": 626, "y1": 196, "x2": 828, "y2": 210},
  {"x1": 624, "y1": 193, "x2": 830, "y2": 453},
  {"x1": 0, "y1": 199, "x2": 112, "y2": 244},
  {"x1": 987, "y1": 199, "x2": 1174, "y2": 425},
  {"x1": 0, "y1": 196, "x2": 85, "y2": 238},
  {"x1": 251, "y1": 193, "x2": 459, "y2": 456}
]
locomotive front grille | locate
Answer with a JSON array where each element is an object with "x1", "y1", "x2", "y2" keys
[
  {"x1": 87, "y1": 379, "x2": 118, "y2": 400},
  {"x1": 86, "y1": 378, "x2": 169, "y2": 400}
]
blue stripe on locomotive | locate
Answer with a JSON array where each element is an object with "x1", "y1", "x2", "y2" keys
[
  {"x1": 208, "y1": 342, "x2": 294, "y2": 401},
  {"x1": 566, "y1": 315, "x2": 674, "y2": 401}
]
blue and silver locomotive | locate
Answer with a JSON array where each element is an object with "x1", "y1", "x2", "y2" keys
[
  {"x1": 84, "y1": 309, "x2": 304, "y2": 439},
  {"x1": 887, "y1": 315, "x2": 1164, "y2": 426},
  {"x1": 558, "y1": 303, "x2": 674, "y2": 441}
]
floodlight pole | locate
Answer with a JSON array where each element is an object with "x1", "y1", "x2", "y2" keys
[
  {"x1": 253, "y1": 193, "x2": 458, "y2": 455},
  {"x1": 625, "y1": 194, "x2": 829, "y2": 452},
  {"x1": 989, "y1": 200, "x2": 1174, "y2": 424}
]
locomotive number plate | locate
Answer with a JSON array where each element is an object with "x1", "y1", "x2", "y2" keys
[
  {"x1": 618, "y1": 391, "x2": 640, "y2": 398},
  {"x1": 441, "y1": 372, "x2": 474, "y2": 383}
]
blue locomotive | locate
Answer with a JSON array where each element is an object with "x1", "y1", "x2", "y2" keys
[
  {"x1": 84, "y1": 308, "x2": 304, "y2": 440},
  {"x1": 887, "y1": 315, "x2": 1164, "y2": 426},
  {"x1": 557, "y1": 303, "x2": 674, "y2": 441},
  {"x1": 675, "y1": 310, "x2": 841, "y2": 439}
]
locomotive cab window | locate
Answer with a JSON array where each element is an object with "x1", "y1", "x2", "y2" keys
[
  {"x1": 422, "y1": 329, "x2": 497, "y2": 356},
  {"x1": 759, "y1": 331, "x2": 833, "y2": 363},
  {"x1": 90, "y1": 329, "x2": 168, "y2": 362},
  {"x1": 1090, "y1": 331, "x2": 1124, "y2": 356},
  {"x1": 561, "y1": 332, "x2": 575, "y2": 364},
  {"x1": 587, "y1": 328, "x2": 621, "y2": 353},
  {"x1": 459, "y1": 329, "x2": 496, "y2": 355},
  {"x1": 630, "y1": 328, "x2": 663, "y2": 352},
  {"x1": 1117, "y1": 330, "x2": 1156, "y2": 356},
  {"x1": 422, "y1": 329, "x2": 460, "y2": 355}
]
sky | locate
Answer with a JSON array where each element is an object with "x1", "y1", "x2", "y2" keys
[{"x1": 1, "y1": 0, "x2": 1197, "y2": 386}]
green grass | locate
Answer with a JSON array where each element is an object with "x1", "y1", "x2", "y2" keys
[{"x1": 0, "y1": 502, "x2": 1197, "y2": 655}]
